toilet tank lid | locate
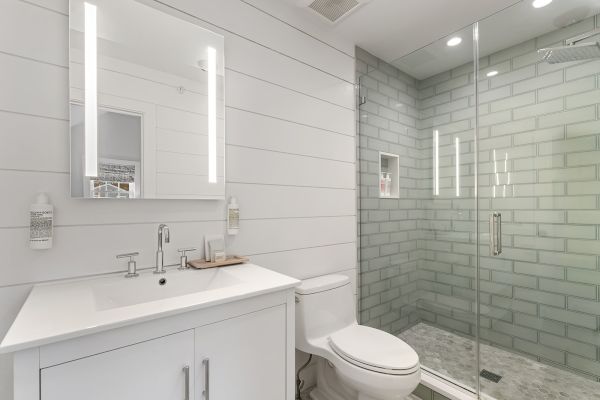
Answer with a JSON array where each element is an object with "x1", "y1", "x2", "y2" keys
[{"x1": 295, "y1": 274, "x2": 350, "y2": 295}]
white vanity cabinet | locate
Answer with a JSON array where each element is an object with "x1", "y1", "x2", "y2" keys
[
  {"x1": 41, "y1": 330, "x2": 196, "y2": 400},
  {"x1": 6, "y1": 268, "x2": 297, "y2": 400}
]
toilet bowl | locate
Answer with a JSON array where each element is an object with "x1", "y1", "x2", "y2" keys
[{"x1": 295, "y1": 274, "x2": 420, "y2": 400}]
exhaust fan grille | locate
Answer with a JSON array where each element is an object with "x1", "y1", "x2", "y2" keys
[{"x1": 308, "y1": 0, "x2": 360, "y2": 23}]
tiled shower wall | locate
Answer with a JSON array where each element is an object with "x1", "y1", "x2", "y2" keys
[
  {"x1": 358, "y1": 14, "x2": 600, "y2": 380},
  {"x1": 356, "y1": 47, "x2": 423, "y2": 333}
]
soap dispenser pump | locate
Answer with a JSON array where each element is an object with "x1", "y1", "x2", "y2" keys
[{"x1": 227, "y1": 197, "x2": 240, "y2": 235}]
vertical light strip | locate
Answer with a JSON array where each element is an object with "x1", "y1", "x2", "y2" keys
[
  {"x1": 455, "y1": 137, "x2": 460, "y2": 197},
  {"x1": 84, "y1": 2, "x2": 98, "y2": 177},
  {"x1": 207, "y1": 47, "x2": 217, "y2": 183},
  {"x1": 433, "y1": 130, "x2": 439, "y2": 196}
]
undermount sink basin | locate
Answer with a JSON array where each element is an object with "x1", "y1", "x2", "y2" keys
[{"x1": 93, "y1": 268, "x2": 243, "y2": 310}]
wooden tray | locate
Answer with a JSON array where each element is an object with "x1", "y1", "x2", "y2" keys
[{"x1": 188, "y1": 256, "x2": 249, "y2": 269}]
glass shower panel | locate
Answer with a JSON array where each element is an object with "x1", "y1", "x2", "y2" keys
[
  {"x1": 357, "y1": 24, "x2": 480, "y2": 394},
  {"x1": 477, "y1": 1, "x2": 600, "y2": 399}
]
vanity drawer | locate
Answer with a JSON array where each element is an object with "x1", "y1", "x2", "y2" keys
[{"x1": 41, "y1": 330, "x2": 194, "y2": 400}]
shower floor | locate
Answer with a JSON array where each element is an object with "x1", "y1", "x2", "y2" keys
[{"x1": 399, "y1": 323, "x2": 600, "y2": 400}]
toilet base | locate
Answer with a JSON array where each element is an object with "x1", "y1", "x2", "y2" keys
[{"x1": 308, "y1": 357, "x2": 413, "y2": 400}]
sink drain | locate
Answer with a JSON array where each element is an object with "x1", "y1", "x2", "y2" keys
[{"x1": 158, "y1": 278, "x2": 167, "y2": 286}]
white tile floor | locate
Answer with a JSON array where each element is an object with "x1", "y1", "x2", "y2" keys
[{"x1": 400, "y1": 323, "x2": 600, "y2": 400}]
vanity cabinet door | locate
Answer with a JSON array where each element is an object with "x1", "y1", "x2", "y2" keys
[
  {"x1": 195, "y1": 304, "x2": 287, "y2": 400},
  {"x1": 41, "y1": 330, "x2": 194, "y2": 400}
]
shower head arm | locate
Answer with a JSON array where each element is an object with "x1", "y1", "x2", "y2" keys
[{"x1": 566, "y1": 27, "x2": 600, "y2": 46}]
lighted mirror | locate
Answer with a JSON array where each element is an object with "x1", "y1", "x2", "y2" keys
[{"x1": 69, "y1": 0, "x2": 225, "y2": 199}]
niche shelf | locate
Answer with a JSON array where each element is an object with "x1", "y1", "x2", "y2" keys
[{"x1": 378, "y1": 152, "x2": 399, "y2": 199}]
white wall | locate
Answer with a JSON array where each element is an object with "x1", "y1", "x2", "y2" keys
[{"x1": 0, "y1": 0, "x2": 356, "y2": 397}]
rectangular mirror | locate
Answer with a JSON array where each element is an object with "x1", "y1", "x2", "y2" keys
[{"x1": 69, "y1": 0, "x2": 225, "y2": 199}]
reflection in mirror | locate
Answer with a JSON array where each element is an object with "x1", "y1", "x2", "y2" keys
[{"x1": 69, "y1": 0, "x2": 225, "y2": 199}]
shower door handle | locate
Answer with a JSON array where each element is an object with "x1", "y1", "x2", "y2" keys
[{"x1": 489, "y1": 212, "x2": 502, "y2": 256}]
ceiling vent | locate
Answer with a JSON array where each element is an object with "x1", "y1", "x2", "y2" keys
[{"x1": 307, "y1": 0, "x2": 364, "y2": 24}]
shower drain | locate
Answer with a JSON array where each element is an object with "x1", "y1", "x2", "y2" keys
[{"x1": 480, "y1": 369, "x2": 502, "y2": 383}]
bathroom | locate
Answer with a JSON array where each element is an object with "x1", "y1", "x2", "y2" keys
[{"x1": 1, "y1": 0, "x2": 599, "y2": 399}]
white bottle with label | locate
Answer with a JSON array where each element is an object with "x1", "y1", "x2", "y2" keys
[
  {"x1": 227, "y1": 197, "x2": 240, "y2": 235},
  {"x1": 30, "y1": 193, "x2": 53, "y2": 250}
]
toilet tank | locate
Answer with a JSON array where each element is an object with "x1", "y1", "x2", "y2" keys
[{"x1": 295, "y1": 274, "x2": 356, "y2": 353}]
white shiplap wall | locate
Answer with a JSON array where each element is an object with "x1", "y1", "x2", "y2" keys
[{"x1": 0, "y1": 0, "x2": 356, "y2": 397}]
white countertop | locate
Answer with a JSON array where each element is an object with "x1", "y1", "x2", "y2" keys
[{"x1": 0, "y1": 264, "x2": 299, "y2": 353}]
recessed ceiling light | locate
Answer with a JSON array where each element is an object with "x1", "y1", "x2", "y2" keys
[
  {"x1": 447, "y1": 37, "x2": 462, "y2": 47},
  {"x1": 486, "y1": 70, "x2": 499, "y2": 77},
  {"x1": 532, "y1": 0, "x2": 552, "y2": 8}
]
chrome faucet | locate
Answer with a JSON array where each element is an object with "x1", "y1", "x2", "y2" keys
[{"x1": 155, "y1": 224, "x2": 170, "y2": 274}]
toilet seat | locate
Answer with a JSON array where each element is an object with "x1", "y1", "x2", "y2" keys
[{"x1": 328, "y1": 325, "x2": 419, "y2": 376}]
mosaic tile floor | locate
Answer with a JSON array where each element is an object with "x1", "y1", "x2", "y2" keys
[{"x1": 399, "y1": 323, "x2": 600, "y2": 400}]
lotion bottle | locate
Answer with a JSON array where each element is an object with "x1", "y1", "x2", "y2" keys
[
  {"x1": 227, "y1": 197, "x2": 240, "y2": 235},
  {"x1": 30, "y1": 193, "x2": 53, "y2": 250}
]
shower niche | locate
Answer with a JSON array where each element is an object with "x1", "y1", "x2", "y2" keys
[{"x1": 378, "y1": 152, "x2": 399, "y2": 199}]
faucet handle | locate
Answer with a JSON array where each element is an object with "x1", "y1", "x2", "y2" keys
[
  {"x1": 117, "y1": 252, "x2": 140, "y2": 278},
  {"x1": 177, "y1": 248, "x2": 197, "y2": 270},
  {"x1": 116, "y1": 252, "x2": 139, "y2": 261}
]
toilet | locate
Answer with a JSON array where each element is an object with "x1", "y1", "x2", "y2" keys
[{"x1": 295, "y1": 274, "x2": 421, "y2": 400}]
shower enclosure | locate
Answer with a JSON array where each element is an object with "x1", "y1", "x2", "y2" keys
[{"x1": 357, "y1": 1, "x2": 600, "y2": 399}]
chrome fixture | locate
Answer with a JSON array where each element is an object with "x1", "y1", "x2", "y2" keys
[
  {"x1": 539, "y1": 16, "x2": 600, "y2": 64},
  {"x1": 155, "y1": 224, "x2": 170, "y2": 274},
  {"x1": 489, "y1": 213, "x2": 502, "y2": 256},
  {"x1": 178, "y1": 247, "x2": 196, "y2": 270},
  {"x1": 117, "y1": 252, "x2": 139, "y2": 278}
]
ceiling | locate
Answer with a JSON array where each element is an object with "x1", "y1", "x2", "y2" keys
[
  {"x1": 258, "y1": 0, "x2": 600, "y2": 79},
  {"x1": 395, "y1": 0, "x2": 600, "y2": 79},
  {"x1": 269, "y1": 0, "x2": 521, "y2": 61}
]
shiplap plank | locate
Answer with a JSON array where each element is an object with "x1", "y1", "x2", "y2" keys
[
  {"x1": 227, "y1": 216, "x2": 357, "y2": 256},
  {"x1": 226, "y1": 70, "x2": 354, "y2": 135},
  {"x1": 227, "y1": 146, "x2": 355, "y2": 189},
  {"x1": 226, "y1": 108, "x2": 355, "y2": 161}
]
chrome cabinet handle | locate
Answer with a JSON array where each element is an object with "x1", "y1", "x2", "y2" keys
[
  {"x1": 489, "y1": 212, "x2": 502, "y2": 256},
  {"x1": 202, "y1": 358, "x2": 210, "y2": 399},
  {"x1": 183, "y1": 365, "x2": 190, "y2": 400}
]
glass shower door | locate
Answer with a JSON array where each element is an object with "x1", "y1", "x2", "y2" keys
[{"x1": 477, "y1": 2, "x2": 600, "y2": 399}]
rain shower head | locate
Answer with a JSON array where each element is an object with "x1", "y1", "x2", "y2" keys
[{"x1": 538, "y1": 41, "x2": 600, "y2": 64}]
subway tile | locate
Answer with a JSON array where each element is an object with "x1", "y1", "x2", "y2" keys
[
  {"x1": 514, "y1": 235, "x2": 565, "y2": 251},
  {"x1": 515, "y1": 287, "x2": 565, "y2": 308},
  {"x1": 539, "y1": 332, "x2": 596, "y2": 358},
  {"x1": 567, "y1": 151, "x2": 600, "y2": 167},
  {"x1": 566, "y1": 89, "x2": 600, "y2": 109},
  {"x1": 568, "y1": 239, "x2": 600, "y2": 255},
  {"x1": 538, "y1": 106, "x2": 596, "y2": 128},
  {"x1": 491, "y1": 65, "x2": 536, "y2": 89},
  {"x1": 515, "y1": 313, "x2": 566, "y2": 336},
  {"x1": 514, "y1": 261, "x2": 564, "y2": 279},
  {"x1": 538, "y1": 166, "x2": 596, "y2": 182},
  {"x1": 538, "y1": 196, "x2": 596, "y2": 210},
  {"x1": 539, "y1": 278, "x2": 596, "y2": 299},
  {"x1": 539, "y1": 305, "x2": 597, "y2": 329},
  {"x1": 567, "y1": 354, "x2": 600, "y2": 376},
  {"x1": 490, "y1": 92, "x2": 535, "y2": 113},
  {"x1": 568, "y1": 297, "x2": 600, "y2": 315},
  {"x1": 539, "y1": 251, "x2": 597, "y2": 269},
  {"x1": 538, "y1": 76, "x2": 596, "y2": 101},
  {"x1": 567, "y1": 269, "x2": 600, "y2": 285},
  {"x1": 513, "y1": 338, "x2": 565, "y2": 364},
  {"x1": 513, "y1": 98, "x2": 563, "y2": 120},
  {"x1": 566, "y1": 59, "x2": 600, "y2": 81},
  {"x1": 538, "y1": 224, "x2": 596, "y2": 239},
  {"x1": 566, "y1": 120, "x2": 600, "y2": 138},
  {"x1": 538, "y1": 136, "x2": 595, "y2": 155},
  {"x1": 513, "y1": 71, "x2": 563, "y2": 94},
  {"x1": 568, "y1": 211, "x2": 600, "y2": 225},
  {"x1": 567, "y1": 326, "x2": 600, "y2": 346}
]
